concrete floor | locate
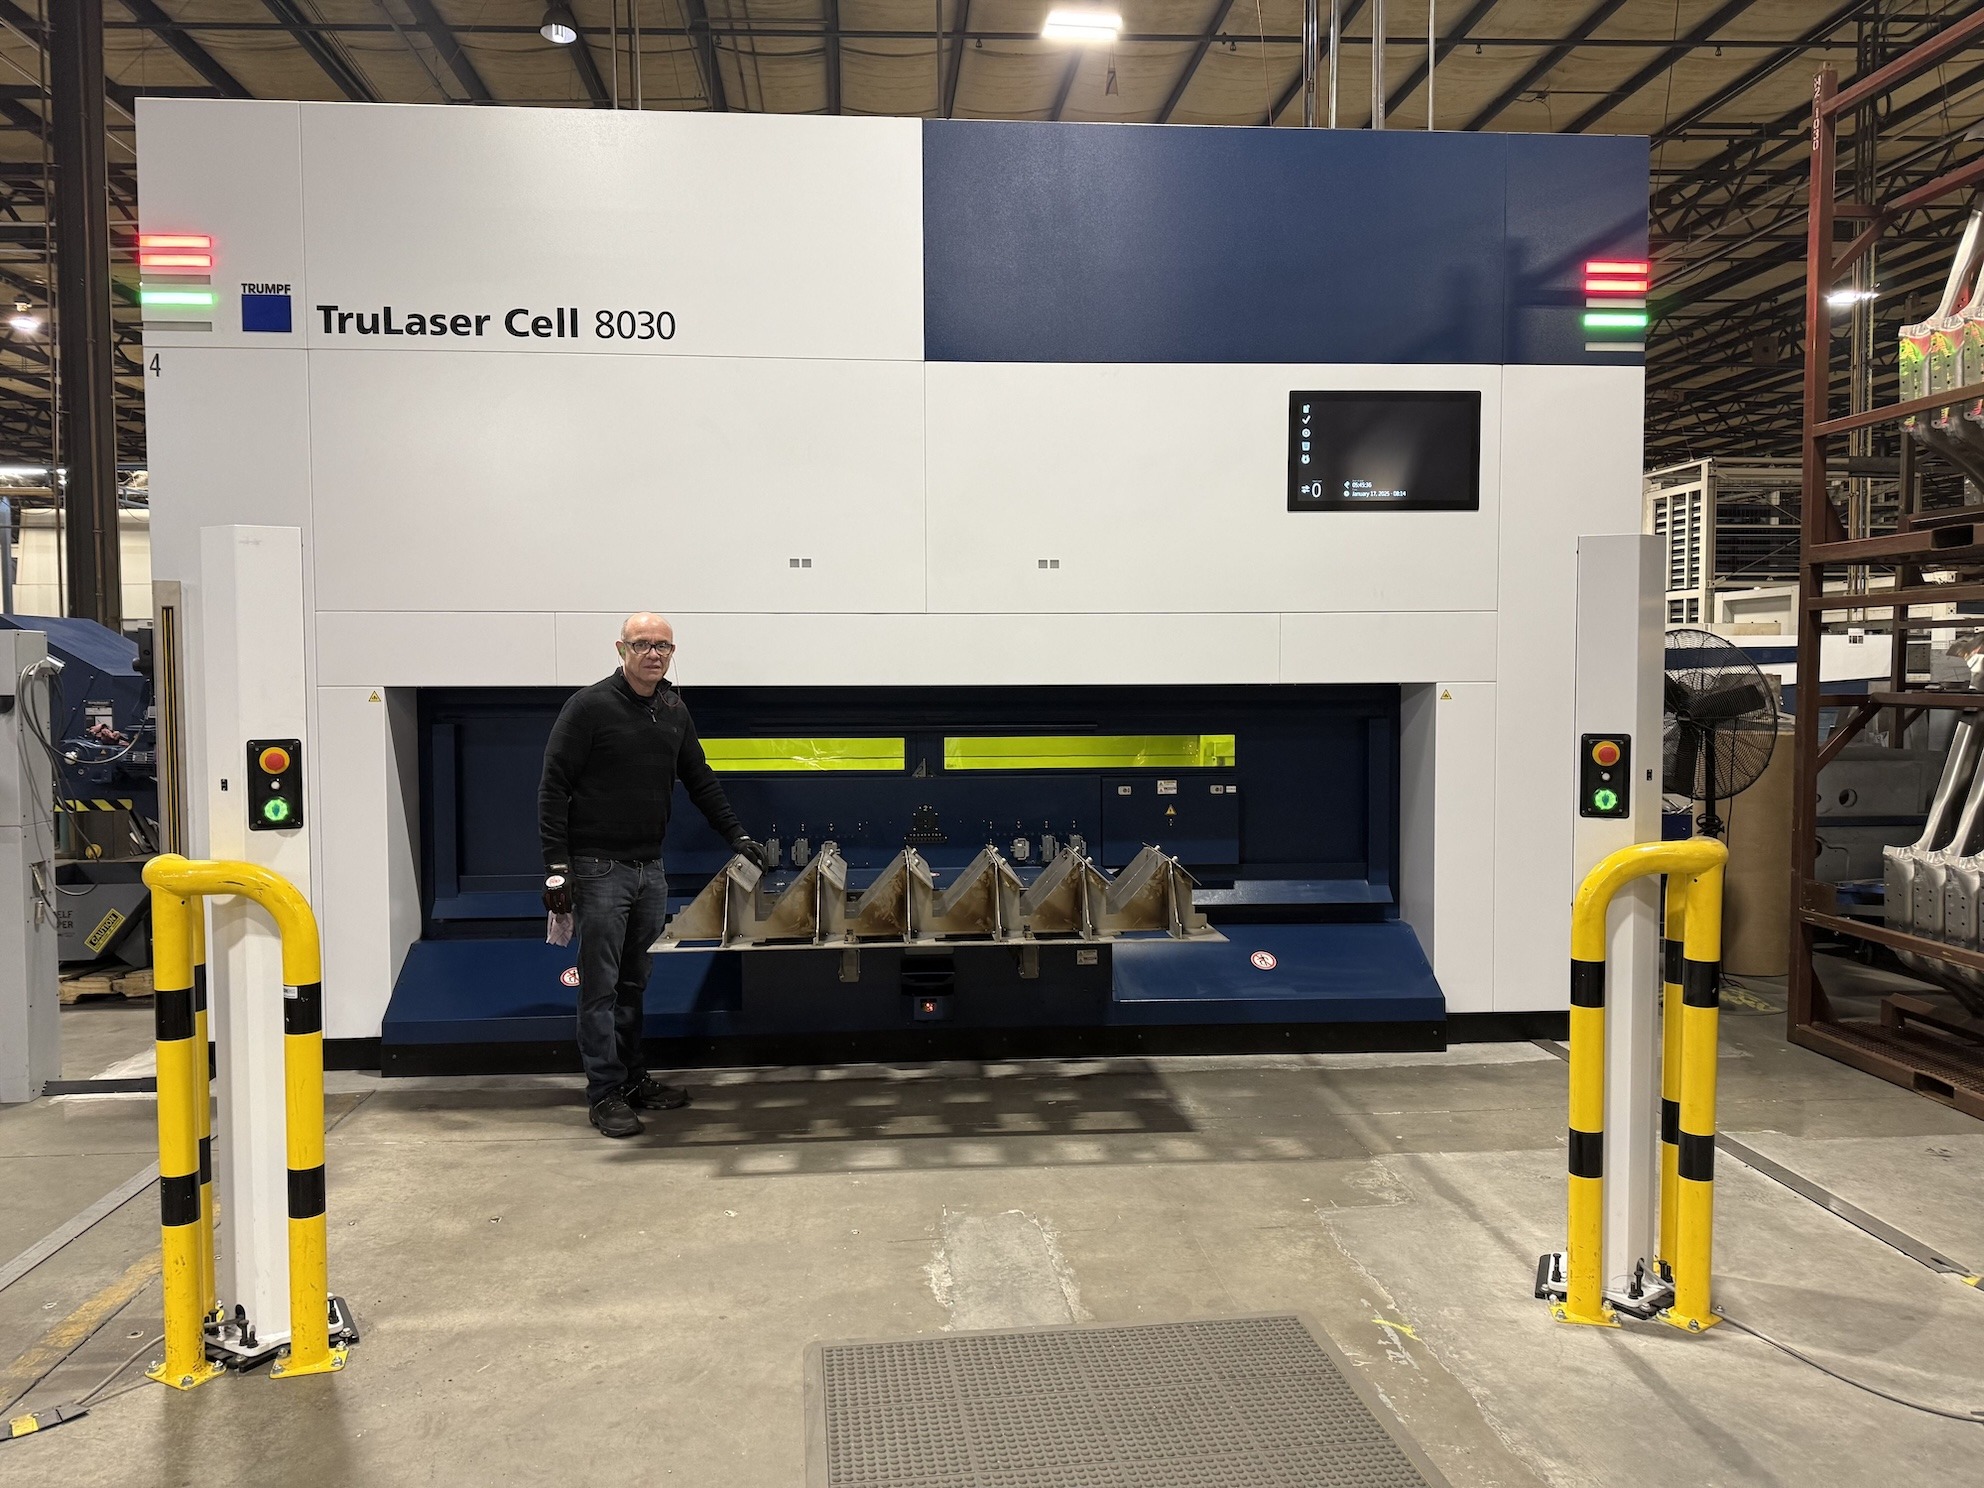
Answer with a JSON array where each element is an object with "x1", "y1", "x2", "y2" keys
[{"x1": 4, "y1": 974, "x2": 1982, "y2": 1487}]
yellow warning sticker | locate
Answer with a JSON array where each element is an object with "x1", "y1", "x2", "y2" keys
[
  {"x1": 368, "y1": 690, "x2": 382, "y2": 703},
  {"x1": 1439, "y1": 688, "x2": 1454, "y2": 701},
  {"x1": 83, "y1": 907, "x2": 127, "y2": 955}
]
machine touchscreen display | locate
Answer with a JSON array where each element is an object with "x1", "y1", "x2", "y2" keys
[{"x1": 1286, "y1": 390, "x2": 1482, "y2": 512}]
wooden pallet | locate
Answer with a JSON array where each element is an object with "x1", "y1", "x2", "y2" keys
[{"x1": 59, "y1": 968, "x2": 153, "y2": 1003}]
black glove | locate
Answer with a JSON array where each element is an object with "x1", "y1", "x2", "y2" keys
[
  {"x1": 730, "y1": 837, "x2": 773, "y2": 871},
  {"x1": 543, "y1": 869, "x2": 573, "y2": 915}
]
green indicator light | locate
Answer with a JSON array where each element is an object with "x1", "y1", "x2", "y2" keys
[
  {"x1": 140, "y1": 289, "x2": 216, "y2": 308},
  {"x1": 1592, "y1": 788, "x2": 1619, "y2": 812},
  {"x1": 1582, "y1": 311, "x2": 1648, "y2": 330},
  {"x1": 262, "y1": 798, "x2": 291, "y2": 824}
]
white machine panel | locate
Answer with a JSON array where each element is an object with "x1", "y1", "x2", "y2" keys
[
  {"x1": 305, "y1": 351, "x2": 929, "y2": 615},
  {"x1": 925, "y1": 362, "x2": 1502, "y2": 616}
]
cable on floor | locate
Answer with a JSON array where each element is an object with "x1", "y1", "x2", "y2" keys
[
  {"x1": 0, "y1": 1332, "x2": 163, "y2": 1422},
  {"x1": 1720, "y1": 1315, "x2": 1984, "y2": 1424},
  {"x1": 74, "y1": 1334, "x2": 164, "y2": 1407}
]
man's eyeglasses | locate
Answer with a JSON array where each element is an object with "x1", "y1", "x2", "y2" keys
[{"x1": 622, "y1": 639, "x2": 676, "y2": 656}]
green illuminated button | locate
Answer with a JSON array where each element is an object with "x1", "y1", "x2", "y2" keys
[
  {"x1": 262, "y1": 798, "x2": 292, "y2": 824},
  {"x1": 1592, "y1": 788, "x2": 1619, "y2": 812}
]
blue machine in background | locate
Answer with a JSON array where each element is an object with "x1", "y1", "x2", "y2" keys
[
  {"x1": 0, "y1": 614, "x2": 157, "y2": 826},
  {"x1": 0, "y1": 614, "x2": 158, "y2": 968},
  {"x1": 382, "y1": 683, "x2": 1445, "y2": 1070}
]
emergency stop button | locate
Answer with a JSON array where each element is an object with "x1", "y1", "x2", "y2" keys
[
  {"x1": 1579, "y1": 734, "x2": 1631, "y2": 819},
  {"x1": 247, "y1": 738, "x2": 303, "y2": 833}
]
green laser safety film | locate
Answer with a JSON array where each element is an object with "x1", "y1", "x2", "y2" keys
[
  {"x1": 943, "y1": 735, "x2": 1238, "y2": 771},
  {"x1": 701, "y1": 738, "x2": 908, "y2": 773}
]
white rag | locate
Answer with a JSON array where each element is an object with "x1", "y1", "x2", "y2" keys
[{"x1": 546, "y1": 912, "x2": 574, "y2": 947}]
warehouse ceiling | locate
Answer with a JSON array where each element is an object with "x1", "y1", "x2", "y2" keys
[{"x1": 0, "y1": 0, "x2": 1980, "y2": 470}]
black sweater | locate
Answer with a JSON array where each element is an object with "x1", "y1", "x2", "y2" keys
[{"x1": 537, "y1": 671, "x2": 744, "y2": 868}]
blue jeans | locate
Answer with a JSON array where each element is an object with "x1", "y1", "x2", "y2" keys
[{"x1": 571, "y1": 856, "x2": 667, "y2": 1106}]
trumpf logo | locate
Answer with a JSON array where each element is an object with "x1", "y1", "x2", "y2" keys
[{"x1": 241, "y1": 282, "x2": 293, "y2": 333}]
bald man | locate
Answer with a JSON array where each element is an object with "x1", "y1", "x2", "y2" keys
[{"x1": 539, "y1": 613, "x2": 769, "y2": 1137}]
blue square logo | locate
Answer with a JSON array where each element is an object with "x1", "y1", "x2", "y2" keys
[{"x1": 241, "y1": 292, "x2": 292, "y2": 333}]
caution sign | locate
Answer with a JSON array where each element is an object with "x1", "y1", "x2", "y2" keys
[{"x1": 83, "y1": 907, "x2": 127, "y2": 955}]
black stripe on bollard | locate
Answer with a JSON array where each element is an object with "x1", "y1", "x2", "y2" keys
[
  {"x1": 1682, "y1": 960, "x2": 1720, "y2": 1008},
  {"x1": 283, "y1": 982, "x2": 323, "y2": 1037},
  {"x1": 287, "y1": 1165, "x2": 327, "y2": 1220},
  {"x1": 1570, "y1": 959, "x2": 1605, "y2": 1008},
  {"x1": 1661, "y1": 1098, "x2": 1679, "y2": 1145},
  {"x1": 1678, "y1": 1131, "x2": 1715, "y2": 1183},
  {"x1": 1662, "y1": 937, "x2": 1682, "y2": 985},
  {"x1": 155, "y1": 986, "x2": 194, "y2": 1043},
  {"x1": 160, "y1": 1172, "x2": 202, "y2": 1228},
  {"x1": 1568, "y1": 1128, "x2": 1604, "y2": 1179}
]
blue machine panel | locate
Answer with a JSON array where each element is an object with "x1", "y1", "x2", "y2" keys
[
  {"x1": 921, "y1": 121, "x2": 1648, "y2": 367},
  {"x1": 1112, "y1": 922, "x2": 1442, "y2": 1025},
  {"x1": 1101, "y1": 775, "x2": 1239, "y2": 869},
  {"x1": 420, "y1": 683, "x2": 1394, "y2": 926},
  {"x1": 384, "y1": 681, "x2": 1441, "y2": 1059},
  {"x1": 383, "y1": 924, "x2": 1441, "y2": 1048}
]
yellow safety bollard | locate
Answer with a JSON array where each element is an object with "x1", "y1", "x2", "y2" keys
[
  {"x1": 142, "y1": 882, "x2": 222, "y2": 1391},
  {"x1": 1661, "y1": 859, "x2": 1726, "y2": 1333},
  {"x1": 191, "y1": 904, "x2": 217, "y2": 1323},
  {"x1": 1657, "y1": 882, "x2": 1685, "y2": 1280},
  {"x1": 1554, "y1": 838, "x2": 1726, "y2": 1330},
  {"x1": 142, "y1": 854, "x2": 347, "y2": 1381}
]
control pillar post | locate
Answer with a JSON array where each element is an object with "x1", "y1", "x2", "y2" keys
[
  {"x1": 197, "y1": 525, "x2": 311, "y2": 1348},
  {"x1": 1571, "y1": 535, "x2": 1664, "y2": 1295}
]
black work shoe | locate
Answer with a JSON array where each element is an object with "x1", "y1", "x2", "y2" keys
[
  {"x1": 623, "y1": 1076, "x2": 691, "y2": 1111},
  {"x1": 589, "y1": 1096, "x2": 644, "y2": 1138}
]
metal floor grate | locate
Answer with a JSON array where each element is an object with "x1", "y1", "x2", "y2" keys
[{"x1": 806, "y1": 1313, "x2": 1447, "y2": 1487}]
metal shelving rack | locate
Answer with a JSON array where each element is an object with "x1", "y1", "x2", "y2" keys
[{"x1": 1792, "y1": 11, "x2": 1984, "y2": 1122}]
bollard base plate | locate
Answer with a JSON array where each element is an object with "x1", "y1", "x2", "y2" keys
[
  {"x1": 271, "y1": 1295, "x2": 359, "y2": 1377},
  {"x1": 272, "y1": 1344, "x2": 348, "y2": 1379},
  {"x1": 145, "y1": 1359, "x2": 223, "y2": 1391},
  {"x1": 1657, "y1": 1306, "x2": 1722, "y2": 1334},
  {"x1": 1548, "y1": 1300, "x2": 1621, "y2": 1328}
]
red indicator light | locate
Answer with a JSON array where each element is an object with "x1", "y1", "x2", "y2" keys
[
  {"x1": 1583, "y1": 277, "x2": 1649, "y2": 295},
  {"x1": 1591, "y1": 741, "x2": 1621, "y2": 767},
  {"x1": 259, "y1": 746, "x2": 291, "y2": 775},
  {"x1": 137, "y1": 234, "x2": 214, "y2": 274},
  {"x1": 1585, "y1": 259, "x2": 1650, "y2": 277}
]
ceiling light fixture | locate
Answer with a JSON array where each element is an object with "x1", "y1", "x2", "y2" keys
[
  {"x1": 1042, "y1": 8, "x2": 1122, "y2": 42},
  {"x1": 1825, "y1": 286, "x2": 1878, "y2": 308},
  {"x1": 540, "y1": 4, "x2": 579, "y2": 45}
]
